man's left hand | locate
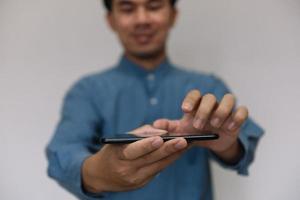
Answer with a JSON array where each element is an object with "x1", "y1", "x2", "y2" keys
[{"x1": 153, "y1": 90, "x2": 248, "y2": 163}]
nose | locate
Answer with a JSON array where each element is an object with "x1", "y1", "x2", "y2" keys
[{"x1": 135, "y1": 8, "x2": 150, "y2": 24}]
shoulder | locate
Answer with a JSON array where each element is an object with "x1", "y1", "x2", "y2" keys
[{"x1": 69, "y1": 67, "x2": 120, "y2": 92}]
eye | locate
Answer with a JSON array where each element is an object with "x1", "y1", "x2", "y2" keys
[
  {"x1": 119, "y1": 2, "x2": 135, "y2": 13},
  {"x1": 147, "y1": 1, "x2": 163, "y2": 11}
]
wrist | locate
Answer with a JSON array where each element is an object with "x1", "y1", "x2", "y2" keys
[
  {"x1": 82, "y1": 155, "x2": 107, "y2": 193},
  {"x1": 213, "y1": 139, "x2": 244, "y2": 165}
]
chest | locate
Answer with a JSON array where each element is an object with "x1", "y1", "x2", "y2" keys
[{"x1": 98, "y1": 78, "x2": 188, "y2": 136}]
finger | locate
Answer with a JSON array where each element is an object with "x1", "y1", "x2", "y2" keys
[
  {"x1": 119, "y1": 136, "x2": 164, "y2": 160},
  {"x1": 193, "y1": 93, "x2": 217, "y2": 130},
  {"x1": 210, "y1": 94, "x2": 235, "y2": 128},
  {"x1": 134, "y1": 137, "x2": 187, "y2": 167},
  {"x1": 137, "y1": 149, "x2": 185, "y2": 180},
  {"x1": 181, "y1": 90, "x2": 201, "y2": 113},
  {"x1": 153, "y1": 119, "x2": 179, "y2": 133},
  {"x1": 152, "y1": 119, "x2": 170, "y2": 130},
  {"x1": 128, "y1": 125, "x2": 167, "y2": 136},
  {"x1": 223, "y1": 106, "x2": 248, "y2": 133}
]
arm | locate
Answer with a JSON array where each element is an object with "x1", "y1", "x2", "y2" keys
[
  {"x1": 208, "y1": 75, "x2": 264, "y2": 175},
  {"x1": 46, "y1": 78, "x2": 103, "y2": 199},
  {"x1": 46, "y1": 79, "x2": 188, "y2": 198},
  {"x1": 209, "y1": 116, "x2": 264, "y2": 175}
]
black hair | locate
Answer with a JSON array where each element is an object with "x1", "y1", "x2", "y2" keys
[{"x1": 103, "y1": 0, "x2": 178, "y2": 11}]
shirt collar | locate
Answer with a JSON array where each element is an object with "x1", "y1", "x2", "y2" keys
[{"x1": 117, "y1": 55, "x2": 173, "y2": 80}]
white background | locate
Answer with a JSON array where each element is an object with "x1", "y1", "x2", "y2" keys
[{"x1": 1, "y1": 0, "x2": 299, "y2": 199}]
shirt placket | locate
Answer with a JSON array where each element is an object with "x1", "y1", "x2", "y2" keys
[{"x1": 144, "y1": 72, "x2": 161, "y2": 124}]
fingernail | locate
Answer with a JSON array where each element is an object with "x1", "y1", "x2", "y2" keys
[
  {"x1": 174, "y1": 140, "x2": 186, "y2": 150},
  {"x1": 152, "y1": 138, "x2": 163, "y2": 148},
  {"x1": 211, "y1": 118, "x2": 220, "y2": 128},
  {"x1": 194, "y1": 119, "x2": 204, "y2": 129},
  {"x1": 182, "y1": 103, "x2": 192, "y2": 111},
  {"x1": 228, "y1": 122, "x2": 236, "y2": 131},
  {"x1": 156, "y1": 129, "x2": 168, "y2": 134}
]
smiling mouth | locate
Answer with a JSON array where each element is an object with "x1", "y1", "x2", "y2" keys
[{"x1": 133, "y1": 34, "x2": 154, "y2": 45}]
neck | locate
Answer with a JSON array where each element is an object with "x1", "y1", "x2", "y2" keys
[{"x1": 124, "y1": 50, "x2": 167, "y2": 70}]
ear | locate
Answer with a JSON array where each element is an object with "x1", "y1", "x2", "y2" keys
[
  {"x1": 106, "y1": 12, "x2": 117, "y2": 32},
  {"x1": 169, "y1": 7, "x2": 178, "y2": 28}
]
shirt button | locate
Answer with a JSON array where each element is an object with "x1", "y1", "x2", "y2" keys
[
  {"x1": 150, "y1": 97, "x2": 158, "y2": 105},
  {"x1": 147, "y1": 74, "x2": 155, "y2": 81}
]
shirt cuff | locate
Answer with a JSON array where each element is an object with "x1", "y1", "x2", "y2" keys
[
  {"x1": 209, "y1": 119, "x2": 264, "y2": 175},
  {"x1": 209, "y1": 135, "x2": 249, "y2": 176},
  {"x1": 66, "y1": 149, "x2": 106, "y2": 199},
  {"x1": 49, "y1": 145, "x2": 110, "y2": 199}
]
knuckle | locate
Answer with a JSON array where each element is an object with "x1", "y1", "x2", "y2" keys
[
  {"x1": 116, "y1": 166, "x2": 130, "y2": 178},
  {"x1": 121, "y1": 150, "x2": 130, "y2": 160},
  {"x1": 126, "y1": 175, "x2": 143, "y2": 186},
  {"x1": 163, "y1": 146, "x2": 173, "y2": 155},
  {"x1": 217, "y1": 107, "x2": 231, "y2": 117},
  {"x1": 164, "y1": 142, "x2": 177, "y2": 154},
  {"x1": 198, "y1": 107, "x2": 210, "y2": 116},
  {"x1": 141, "y1": 143, "x2": 153, "y2": 153}
]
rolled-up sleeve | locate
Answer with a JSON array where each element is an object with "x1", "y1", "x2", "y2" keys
[
  {"x1": 208, "y1": 75, "x2": 265, "y2": 175},
  {"x1": 46, "y1": 78, "x2": 104, "y2": 199}
]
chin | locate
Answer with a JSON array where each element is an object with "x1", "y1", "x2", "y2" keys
[{"x1": 130, "y1": 46, "x2": 165, "y2": 59}]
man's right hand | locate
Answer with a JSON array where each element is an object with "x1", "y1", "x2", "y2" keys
[{"x1": 82, "y1": 125, "x2": 188, "y2": 193}]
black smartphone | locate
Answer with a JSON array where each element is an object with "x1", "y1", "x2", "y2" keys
[{"x1": 100, "y1": 133, "x2": 219, "y2": 144}]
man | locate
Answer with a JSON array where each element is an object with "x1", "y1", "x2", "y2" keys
[{"x1": 46, "y1": 0, "x2": 264, "y2": 199}]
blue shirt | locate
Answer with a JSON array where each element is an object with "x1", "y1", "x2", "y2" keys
[{"x1": 46, "y1": 56, "x2": 264, "y2": 200}]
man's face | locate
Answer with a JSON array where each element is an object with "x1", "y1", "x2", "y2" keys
[{"x1": 107, "y1": 0, "x2": 177, "y2": 58}]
